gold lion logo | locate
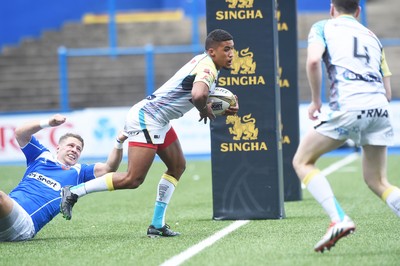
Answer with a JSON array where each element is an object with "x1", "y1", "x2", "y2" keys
[
  {"x1": 231, "y1": 48, "x2": 256, "y2": 75},
  {"x1": 226, "y1": 114, "x2": 259, "y2": 140},
  {"x1": 226, "y1": 0, "x2": 254, "y2": 8}
]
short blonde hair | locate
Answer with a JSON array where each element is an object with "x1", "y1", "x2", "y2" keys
[{"x1": 59, "y1": 133, "x2": 84, "y2": 148}]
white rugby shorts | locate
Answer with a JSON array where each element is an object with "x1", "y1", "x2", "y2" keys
[
  {"x1": 315, "y1": 107, "x2": 394, "y2": 146},
  {"x1": 123, "y1": 105, "x2": 171, "y2": 145},
  {"x1": 0, "y1": 199, "x2": 35, "y2": 242}
]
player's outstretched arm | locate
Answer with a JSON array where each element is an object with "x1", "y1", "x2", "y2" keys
[
  {"x1": 94, "y1": 132, "x2": 126, "y2": 177},
  {"x1": 15, "y1": 114, "x2": 67, "y2": 147}
]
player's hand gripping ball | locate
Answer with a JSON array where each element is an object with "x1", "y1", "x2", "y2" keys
[{"x1": 207, "y1": 87, "x2": 237, "y2": 115}]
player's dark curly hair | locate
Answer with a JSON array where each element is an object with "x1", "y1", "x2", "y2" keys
[
  {"x1": 332, "y1": 0, "x2": 359, "y2": 14},
  {"x1": 205, "y1": 29, "x2": 233, "y2": 50},
  {"x1": 59, "y1": 133, "x2": 84, "y2": 148}
]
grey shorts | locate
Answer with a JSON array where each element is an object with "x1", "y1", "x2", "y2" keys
[
  {"x1": 0, "y1": 199, "x2": 35, "y2": 242},
  {"x1": 315, "y1": 107, "x2": 394, "y2": 146}
]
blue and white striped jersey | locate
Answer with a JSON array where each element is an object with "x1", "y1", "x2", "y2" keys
[{"x1": 135, "y1": 53, "x2": 219, "y2": 125}]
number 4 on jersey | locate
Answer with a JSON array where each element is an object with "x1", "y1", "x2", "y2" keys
[{"x1": 353, "y1": 37, "x2": 370, "y2": 64}]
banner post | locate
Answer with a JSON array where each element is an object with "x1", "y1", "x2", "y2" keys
[
  {"x1": 207, "y1": 0, "x2": 285, "y2": 220},
  {"x1": 277, "y1": 0, "x2": 302, "y2": 201}
]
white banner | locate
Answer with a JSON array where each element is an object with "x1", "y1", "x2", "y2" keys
[
  {"x1": 0, "y1": 107, "x2": 211, "y2": 164},
  {"x1": 1, "y1": 102, "x2": 399, "y2": 164}
]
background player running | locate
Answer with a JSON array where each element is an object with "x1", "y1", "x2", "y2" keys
[{"x1": 292, "y1": 0, "x2": 400, "y2": 252}]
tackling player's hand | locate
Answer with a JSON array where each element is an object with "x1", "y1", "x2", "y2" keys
[
  {"x1": 49, "y1": 114, "x2": 67, "y2": 127},
  {"x1": 117, "y1": 131, "x2": 127, "y2": 143}
]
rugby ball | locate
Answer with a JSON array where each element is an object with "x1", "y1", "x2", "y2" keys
[{"x1": 207, "y1": 87, "x2": 236, "y2": 115}]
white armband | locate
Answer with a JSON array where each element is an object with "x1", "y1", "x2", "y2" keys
[
  {"x1": 39, "y1": 119, "x2": 50, "y2": 129},
  {"x1": 115, "y1": 139, "x2": 124, "y2": 149}
]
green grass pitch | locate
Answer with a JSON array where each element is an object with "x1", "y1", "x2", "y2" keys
[{"x1": 1, "y1": 155, "x2": 400, "y2": 265}]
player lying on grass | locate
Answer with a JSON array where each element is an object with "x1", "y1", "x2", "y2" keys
[
  {"x1": 59, "y1": 29, "x2": 239, "y2": 238},
  {"x1": 292, "y1": 0, "x2": 400, "y2": 253},
  {"x1": 0, "y1": 114, "x2": 125, "y2": 241}
]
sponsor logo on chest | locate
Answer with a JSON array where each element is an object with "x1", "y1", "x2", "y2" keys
[{"x1": 27, "y1": 172, "x2": 61, "y2": 191}]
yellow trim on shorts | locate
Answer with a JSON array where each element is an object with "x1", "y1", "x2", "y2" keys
[
  {"x1": 381, "y1": 186, "x2": 398, "y2": 201},
  {"x1": 162, "y1": 173, "x2": 178, "y2": 187},
  {"x1": 303, "y1": 169, "x2": 321, "y2": 186},
  {"x1": 104, "y1": 173, "x2": 115, "y2": 191}
]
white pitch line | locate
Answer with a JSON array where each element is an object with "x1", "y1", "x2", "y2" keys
[
  {"x1": 160, "y1": 220, "x2": 249, "y2": 266},
  {"x1": 321, "y1": 152, "x2": 359, "y2": 177},
  {"x1": 161, "y1": 152, "x2": 359, "y2": 266}
]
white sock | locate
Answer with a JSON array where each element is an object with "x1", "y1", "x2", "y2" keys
[
  {"x1": 156, "y1": 176, "x2": 176, "y2": 204},
  {"x1": 382, "y1": 186, "x2": 400, "y2": 217},
  {"x1": 70, "y1": 173, "x2": 114, "y2": 198},
  {"x1": 304, "y1": 169, "x2": 345, "y2": 222},
  {"x1": 151, "y1": 174, "x2": 177, "y2": 228}
]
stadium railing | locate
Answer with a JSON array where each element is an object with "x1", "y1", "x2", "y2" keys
[
  {"x1": 58, "y1": 44, "x2": 204, "y2": 112},
  {"x1": 53, "y1": 0, "x2": 398, "y2": 112},
  {"x1": 58, "y1": 38, "x2": 400, "y2": 112}
]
